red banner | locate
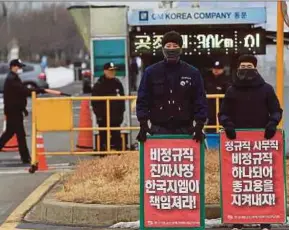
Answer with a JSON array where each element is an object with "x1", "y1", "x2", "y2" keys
[
  {"x1": 220, "y1": 130, "x2": 286, "y2": 224},
  {"x1": 143, "y1": 138, "x2": 201, "y2": 228}
]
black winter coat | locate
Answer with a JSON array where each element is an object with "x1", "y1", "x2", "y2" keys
[
  {"x1": 203, "y1": 72, "x2": 231, "y2": 95},
  {"x1": 91, "y1": 75, "x2": 125, "y2": 124},
  {"x1": 136, "y1": 60, "x2": 208, "y2": 126},
  {"x1": 218, "y1": 73, "x2": 282, "y2": 129},
  {"x1": 3, "y1": 71, "x2": 42, "y2": 116}
]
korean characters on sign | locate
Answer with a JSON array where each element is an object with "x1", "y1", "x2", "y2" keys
[
  {"x1": 143, "y1": 139, "x2": 204, "y2": 228},
  {"x1": 220, "y1": 130, "x2": 286, "y2": 224}
]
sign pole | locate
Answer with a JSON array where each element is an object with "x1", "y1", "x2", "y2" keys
[{"x1": 276, "y1": 1, "x2": 284, "y2": 129}]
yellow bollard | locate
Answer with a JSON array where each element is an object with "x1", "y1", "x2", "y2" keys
[{"x1": 276, "y1": 1, "x2": 284, "y2": 128}]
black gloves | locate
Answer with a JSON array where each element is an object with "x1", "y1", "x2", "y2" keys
[
  {"x1": 192, "y1": 122, "x2": 205, "y2": 143},
  {"x1": 224, "y1": 122, "x2": 236, "y2": 140},
  {"x1": 23, "y1": 109, "x2": 28, "y2": 117},
  {"x1": 136, "y1": 120, "x2": 151, "y2": 142},
  {"x1": 264, "y1": 122, "x2": 277, "y2": 139},
  {"x1": 60, "y1": 92, "x2": 71, "y2": 96},
  {"x1": 34, "y1": 88, "x2": 45, "y2": 94}
]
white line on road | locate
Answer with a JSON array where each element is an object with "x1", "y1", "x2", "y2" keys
[{"x1": 0, "y1": 166, "x2": 73, "y2": 175}]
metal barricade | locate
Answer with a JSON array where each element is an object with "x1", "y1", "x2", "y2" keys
[{"x1": 30, "y1": 92, "x2": 224, "y2": 170}]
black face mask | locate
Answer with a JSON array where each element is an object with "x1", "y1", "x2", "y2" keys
[
  {"x1": 236, "y1": 69, "x2": 259, "y2": 81},
  {"x1": 162, "y1": 48, "x2": 181, "y2": 62}
]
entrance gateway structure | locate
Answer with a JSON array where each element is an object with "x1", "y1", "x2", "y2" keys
[{"x1": 67, "y1": 2, "x2": 288, "y2": 150}]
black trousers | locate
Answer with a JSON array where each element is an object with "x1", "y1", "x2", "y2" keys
[
  {"x1": 0, "y1": 113, "x2": 30, "y2": 162},
  {"x1": 97, "y1": 118, "x2": 122, "y2": 151}
]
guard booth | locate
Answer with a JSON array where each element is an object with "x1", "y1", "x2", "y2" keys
[
  {"x1": 128, "y1": 7, "x2": 267, "y2": 148},
  {"x1": 68, "y1": 5, "x2": 132, "y2": 150}
]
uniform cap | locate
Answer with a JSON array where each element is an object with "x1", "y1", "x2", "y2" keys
[
  {"x1": 9, "y1": 59, "x2": 26, "y2": 68},
  {"x1": 162, "y1": 31, "x2": 183, "y2": 47},
  {"x1": 103, "y1": 62, "x2": 117, "y2": 70},
  {"x1": 212, "y1": 60, "x2": 224, "y2": 69}
]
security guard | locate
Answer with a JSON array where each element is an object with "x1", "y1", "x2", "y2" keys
[
  {"x1": 0, "y1": 59, "x2": 45, "y2": 164},
  {"x1": 203, "y1": 60, "x2": 231, "y2": 133},
  {"x1": 136, "y1": 31, "x2": 208, "y2": 142},
  {"x1": 91, "y1": 62, "x2": 125, "y2": 151}
]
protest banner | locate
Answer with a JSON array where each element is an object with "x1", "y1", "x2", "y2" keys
[
  {"x1": 140, "y1": 135, "x2": 205, "y2": 230},
  {"x1": 220, "y1": 129, "x2": 287, "y2": 224}
]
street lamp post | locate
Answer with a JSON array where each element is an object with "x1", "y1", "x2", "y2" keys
[{"x1": 276, "y1": 1, "x2": 284, "y2": 128}]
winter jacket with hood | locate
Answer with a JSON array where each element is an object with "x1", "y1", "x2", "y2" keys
[{"x1": 218, "y1": 72, "x2": 282, "y2": 129}]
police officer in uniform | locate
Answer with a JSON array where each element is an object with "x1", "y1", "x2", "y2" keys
[
  {"x1": 204, "y1": 60, "x2": 231, "y2": 133},
  {"x1": 136, "y1": 31, "x2": 208, "y2": 142},
  {"x1": 0, "y1": 59, "x2": 45, "y2": 164},
  {"x1": 91, "y1": 62, "x2": 125, "y2": 151},
  {"x1": 218, "y1": 55, "x2": 282, "y2": 230}
]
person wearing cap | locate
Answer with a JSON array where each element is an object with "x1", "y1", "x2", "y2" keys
[
  {"x1": 91, "y1": 62, "x2": 125, "y2": 152},
  {"x1": 204, "y1": 60, "x2": 231, "y2": 133},
  {"x1": 0, "y1": 59, "x2": 45, "y2": 164},
  {"x1": 218, "y1": 54, "x2": 282, "y2": 230},
  {"x1": 136, "y1": 30, "x2": 208, "y2": 142}
]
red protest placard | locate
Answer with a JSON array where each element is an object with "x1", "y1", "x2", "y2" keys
[
  {"x1": 143, "y1": 138, "x2": 202, "y2": 228},
  {"x1": 220, "y1": 130, "x2": 286, "y2": 224}
]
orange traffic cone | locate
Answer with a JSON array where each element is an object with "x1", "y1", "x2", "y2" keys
[
  {"x1": 36, "y1": 132, "x2": 48, "y2": 171},
  {"x1": 76, "y1": 100, "x2": 93, "y2": 151},
  {"x1": 2, "y1": 116, "x2": 19, "y2": 152}
]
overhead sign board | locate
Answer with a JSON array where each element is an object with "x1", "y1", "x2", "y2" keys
[
  {"x1": 128, "y1": 7, "x2": 267, "y2": 26},
  {"x1": 130, "y1": 28, "x2": 266, "y2": 56}
]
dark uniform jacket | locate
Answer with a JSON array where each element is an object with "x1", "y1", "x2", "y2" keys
[
  {"x1": 218, "y1": 73, "x2": 282, "y2": 129},
  {"x1": 203, "y1": 72, "x2": 231, "y2": 95},
  {"x1": 136, "y1": 60, "x2": 208, "y2": 126},
  {"x1": 3, "y1": 71, "x2": 41, "y2": 116},
  {"x1": 203, "y1": 72, "x2": 231, "y2": 126},
  {"x1": 91, "y1": 75, "x2": 125, "y2": 124}
]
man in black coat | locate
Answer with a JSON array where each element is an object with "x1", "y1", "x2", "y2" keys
[
  {"x1": 203, "y1": 60, "x2": 231, "y2": 133},
  {"x1": 91, "y1": 62, "x2": 125, "y2": 151},
  {"x1": 136, "y1": 31, "x2": 208, "y2": 142},
  {"x1": 0, "y1": 59, "x2": 45, "y2": 164},
  {"x1": 218, "y1": 54, "x2": 282, "y2": 230}
]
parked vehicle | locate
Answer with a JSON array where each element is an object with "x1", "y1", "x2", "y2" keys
[{"x1": 0, "y1": 62, "x2": 49, "y2": 93}]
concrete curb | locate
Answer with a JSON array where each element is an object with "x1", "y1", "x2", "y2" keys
[
  {"x1": 23, "y1": 180, "x2": 289, "y2": 227},
  {"x1": 24, "y1": 182, "x2": 222, "y2": 227},
  {"x1": 0, "y1": 173, "x2": 61, "y2": 230},
  {"x1": 26, "y1": 187, "x2": 289, "y2": 228},
  {"x1": 26, "y1": 184, "x2": 139, "y2": 227}
]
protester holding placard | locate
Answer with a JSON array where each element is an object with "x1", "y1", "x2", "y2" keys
[
  {"x1": 218, "y1": 54, "x2": 283, "y2": 230},
  {"x1": 136, "y1": 30, "x2": 208, "y2": 142}
]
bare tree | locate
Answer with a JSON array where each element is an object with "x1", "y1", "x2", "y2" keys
[{"x1": 0, "y1": 3, "x2": 85, "y2": 64}]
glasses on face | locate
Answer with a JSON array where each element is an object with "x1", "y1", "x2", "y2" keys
[{"x1": 239, "y1": 64, "x2": 255, "y2": 69}]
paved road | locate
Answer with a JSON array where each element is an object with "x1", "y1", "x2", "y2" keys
[
  {"x1": 0, "y1": 81, "x2": 139, "y2": 228},
  {"x1": 0, "y1": 82, "x2": 87, "y2": 226}
]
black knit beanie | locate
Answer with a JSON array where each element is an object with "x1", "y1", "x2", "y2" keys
[
  {"x1": 162, "y1": 31, "x2": 183, "y2": 47},
  {"x1": 238, "y1": 54, "x2": 258, "y2": 67}
]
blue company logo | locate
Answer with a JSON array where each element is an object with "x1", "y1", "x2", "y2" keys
[
  {"x1": 139, "y1": 11, "x2": 149, "y2": 21},
  {"x1": 148, "y1": 11, "x2": 249, "y2": 21}
]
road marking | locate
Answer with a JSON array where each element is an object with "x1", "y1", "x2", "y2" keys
[
  {"x1": 0, "y1": 168, "x2": 72, "y2": 175},
  {"x1": 0, "y1": 163, "x2": 73, "y2": 175},
  {"x1": 0, "y1": 173, "x2": 61, "y2": 230},
  {"x1": 11, "y1": 155, "x2": 52, "y2": 160}
]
